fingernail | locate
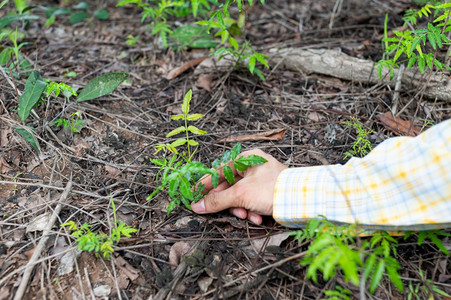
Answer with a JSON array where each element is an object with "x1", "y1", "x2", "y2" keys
[
  {"x1": 249, "y1": 215, "x2": 260, "y2": 224},
  {"x1": 191, "y1": 199, "x2": 206, "y2": 213}
]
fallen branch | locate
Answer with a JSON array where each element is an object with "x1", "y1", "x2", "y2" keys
[
  {"x1": 14, "y1": 181, "x2": 73, "y2": 300},
  {"x1": 270, "y1": 48, "x2": 451, "y2": 102}
]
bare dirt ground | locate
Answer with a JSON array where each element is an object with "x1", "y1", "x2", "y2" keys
[{"x1": 0, "y1": 0, "x2": 450, "y2": 299}]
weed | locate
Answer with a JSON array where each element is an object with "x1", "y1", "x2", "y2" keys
[
  {"x1": 407, "y1": 268, "x2": 451, "y2": 299},
  {"x1": 323, "y1": 285, "x2": 352, "y2": 300},
  {"x1": 149, "y1": 89, "x2": 267, "y2": 214},
  {"x1": 51, "y1": 112, "x2": 85, "y2": 133},
  {"x1": 376, "y1": 2, "x2": 451, "y2": 78},
  {"x1": 126, "y1": 34, "x2": 140, "y2": 47},
  {"x1": 15, "y1": 71, "x2": 128, "y2": 151},
  {"x1": 292, "y1": 218, "x2": 403, "y2": 295},
  {"x1": 117, "y1": 0, "x2": 270, "y2": 80},
  {"x1": 342, "y1": 117, "x2": 373, "y2": 159},
  {"x1": 61, "y1": 196, "x2": 138, "y2": 259}
]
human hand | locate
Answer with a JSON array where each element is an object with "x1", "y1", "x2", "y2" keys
[{"x1": 191, "y1": 149, "x2": 287, "y2": 225}]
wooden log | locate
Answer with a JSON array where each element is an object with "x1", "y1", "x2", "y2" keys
[{"x1": 270, "y1": 48, "x2": 451, "y2": 101}]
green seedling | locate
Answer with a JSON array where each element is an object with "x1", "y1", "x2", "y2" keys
[
  {"x1": 407, "y1": 268, "x2": 451, "y2": 300},
  {"x1": 126, "y1": 34, "x2": 140, "y2": 47},
  {"x1": 292, "y1": 218, "x2": 404, "y2": 296},
  {"x1": 117, "y1": 0, "x2": 269, "y2": 80},
  {"x1": 342, "y1": 117, "x2": 373, "y2": 159},
  {"x1": 149, "y1": 89, "x2": 267, "y2": 214},
  {"x1": 42, "y1": 2, "x2": 109, "y2": 27},
  {"x1": 376, "y1": 2, "x2": 451, "y2": 78},
  {"x1": 52, "y1": 112, "x2": 85, "y2": 133},
  {"x1": 61, "y1": 196, "x2": 138, "y2": 259},
  {"x1": 15, "y1": 71, "x2": 128, "y2": 151}
]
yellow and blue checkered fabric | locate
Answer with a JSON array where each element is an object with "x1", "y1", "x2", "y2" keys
[{"x1": 273, "y1": 119, "x2": 451, "y2": 231}]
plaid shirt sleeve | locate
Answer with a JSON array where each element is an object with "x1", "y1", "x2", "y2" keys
[{"x1": 273, "y1": 119, "x2": 451, "y2": 231}]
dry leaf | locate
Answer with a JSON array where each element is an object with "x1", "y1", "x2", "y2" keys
[
  {"x1": 0, "y1": 286, "x2": 10, "y2": 300},
  {"x1": 196, "y1": 74, "x2": 215, "y2": 92},
  {"x1": 219, "y1": 128, "x2": 286, "y2": 143},
  {"x1": 115, "y1": 256, "x2": 140, "y2": 281},
  {"x1": 26, "y1": 213, "x2": 51, "y2": 233},
  {"x1": 0, "y1": 129, "x2": 11, "y2": 147},
  {"x1": 249, "y1": 232, "x2": 291, "y2": 251},
  {"x1": 198, "y1": 277, "x2": 213, "y2": 293},
  {"x1": 105, "y1": 165, "x2": 120, "y2": 177},
  {"x1": 169, "y1": 241, "x2": 192, "y2": 269},
  {"x1": 377, "y1": 112, "x2": 420, "y2": 137},
  {"x1": 166, "y1": 57, "x2": 207, "y2": 80}
]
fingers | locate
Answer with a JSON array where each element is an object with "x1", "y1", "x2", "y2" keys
[
  {"x1": 198, "y1": 149, "x2": 266, "y2": 191},
  {"x1": 229, "y1": 208, "x2": 263, "y2": 225},
  {"x1": 192, "y1": 183, "x2": 242, "y2": 214}
]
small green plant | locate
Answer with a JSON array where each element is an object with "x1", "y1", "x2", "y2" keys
[
  {"x1": 407, "y1": 268, "x2": 451, "y2": 300},
  {"x1": 342, "y1": 117, "x2": 373, "y2": 159},
  {"x1": 322, "y1": 285, "x2": 352, "y2": 300},
  {"x1": 292, "y1": 218, "x2": 404, "y2": 295},
  {"x1": 15, "y1": 71, "x2": 128, "y2": 151},
  {"x1": 404, "y1": 230, "x2": 451, "y2": 256},
  {"x1": 52, "y1": 112, "x2": 85, "y2": 133},
  {"x1": 61, "y1": 196, "x2": 138, "y2": 259},
  {"x1": 42, "y1": 2, "x2": 109, "y2": 27},
  {"x1": 149, "y1": 89, "x2": 267, "y2": 214},
  {"x1": 126, "y1": 34, "x2": 140, "y2": 47},
  {"x1": 117, "y1": 0, "x2": 270, "y2": 80},
  {"x1": 376, "y1": 2, "x2": 451, "y2": 78}
]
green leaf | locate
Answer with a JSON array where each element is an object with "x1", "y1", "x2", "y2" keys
[
  {"x1": 0, "y1": 15, "x2": 40, "y2": 29},
  {"x1": 77, "y1": 72, "x2": 129, "y2": 102},
  {"x1": 386, "y1": 264, "x2": 404, "y2": 292},
  {"x1": 230, "y1": 143, "x2": 241, "y2": 160},
  {"x1": 223, "y1": 165, "x2": 235, "y2": 184},
  {"x1": 94, "y1": 9, "x2": 109, "y2": 20},
  {"x1": 221, "y1": 150, "x2": 231, "y2": 163},
  {"x1": 369, "y1": 260, "x2": 385, "y2": 293},
  {"x1": 249, "y1": 55, "x2": 256, "y2": 74},
  {"x1": 179, "y1": 177, "x2": 193, "y2": 200},
  {"x1": 69, "y1": 12, "x2": 90, "y2": 24},
  {"x1": 171, "y1": 114, "x2": 184, "y2": 120},
  {"x1": 186, "y1": 113, "x2": 203, "y2": 121},
  {"x1": 236, "y1": 154, "x2": 267, "y2": 166},
  {"x1": 211, "y1": 171, "x2": 219, "y2": 188},
  {"x1": 171, "y1": 25, "x2": 218, "y2": 49},
  {"x1": 16, "y1": 127, "x2": 39, "y2": 151},
  {"x1": 17, "y1": 71, "x2": 47, "y2": 121},
  {"x1": 74, "y1": 2, "x2": 89, "y2": 9},
  {"x1": 168, "y1": 178, "x2": 180, "y2": 197},
  {"x1": 233, "y1": 161, "x2": 247, "y2": 172},
  {"x1": 427, "y1": 231, "x2": 450, "y2": 255},
  {"x1": 229, "y1": 37, "x2": 239, "y2": 50},
  {"x1": 182, "y1": 89, "x2": 192, "y2": 115},
  {"x1": 170, "y1": 138, "x2": 187, "y2": 147},
  {"x1": 211, "y1": 158, "x2": 220, "y2": 169},
  {"x1": 187, "y1": 125, "x2": 207, "y2": 135},
  {"x1": 0, "y1": 48, "x2": 12, "y2": 65}
]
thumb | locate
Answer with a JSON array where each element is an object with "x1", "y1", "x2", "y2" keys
[{"x1": 191, "y1": 186, "x2": 239, "y2": 214}]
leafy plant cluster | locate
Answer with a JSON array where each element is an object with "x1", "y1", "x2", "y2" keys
[
  {"x1": 342, "y1": 117, "x2": 373, "y2": 159},
  {"x1": 149, "y1": 89, "x2": 267, "y2": 214},
  {"x1": 41, "y1": 1, "x2": 109, "y2": 27},
  {"x1": 377, "y1": 2, "x2": 451, "y2": 78},
  {"x1": 15, "y1": 70, "x2": 129, "y2": 151},
  {"x1": 117, "y1": 0, "x2": 269, "y2": 80},
  {"x1": 0, "y1": 1, "x2": 110, "y2": 77},
  {"x1": 292, "y1": 217, "x2": 451, "y2": 298},
  {"x1": 61, "y1": 197, "x2": 138, "y2": 259}
]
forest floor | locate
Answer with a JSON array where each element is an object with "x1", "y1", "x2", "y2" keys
[{"x1": 0, "y1": 0, "x2": 450, "y2": 299}]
